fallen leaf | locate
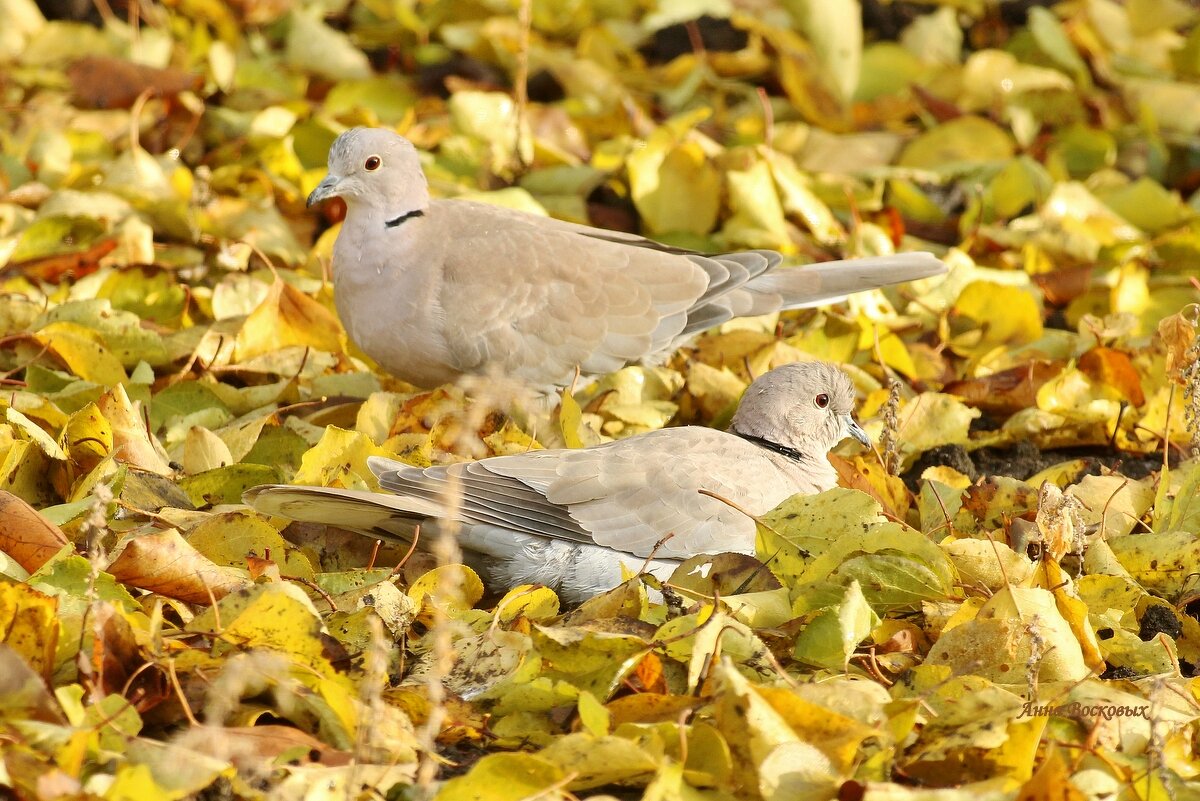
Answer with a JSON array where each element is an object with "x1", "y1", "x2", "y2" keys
[
  {"x1": 67, "y1": 55, "x2": 202, "y2": 109},
  {"x1": 1078, "y1": 346, "x2": 1145, "y2": 406},
  {"x1": 0, "y1": 491, "x2": 70, "y2": 572},
  {"x1": 234, "y1": 278, "x2": 344, "y2": 363},
  {"x1": 106, "y1": 528, "x2": 251, "y2": 604}
]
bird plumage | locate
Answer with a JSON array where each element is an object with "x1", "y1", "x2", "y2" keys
[
  {"x1": 245, "y1": 361, "x2": 869, "y2": 602},
  {"x1": 307, "y1": 127, "x2": 947, "y2": 391}
]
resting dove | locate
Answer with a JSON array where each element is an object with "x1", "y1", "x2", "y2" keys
[
  {"x1": 307, "y1": 127, "x2": 946, "y2": 391},
  {"x1": 245, "y1": 360, "x2": 867, "y2": 603}
]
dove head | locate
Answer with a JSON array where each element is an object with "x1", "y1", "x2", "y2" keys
[
  {"x1": 729, "y1": 361, "x2": 869, "y2": 458},
  {"x1": 307, "y1": 128, "x2": 429, "y2": 216}
]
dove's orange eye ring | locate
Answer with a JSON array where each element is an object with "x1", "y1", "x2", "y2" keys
[
  {"x1": 364, "y1": 156, "x2": 382, "y2": 171},
  {"x1": 815, "y1": 394, "x2": 829, "y2": 409}
]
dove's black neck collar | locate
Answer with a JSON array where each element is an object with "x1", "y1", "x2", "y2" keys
[
  {"x1": 732, "y1": 431, "x2": 806, "y2": 463},
  {"x1": 385, "y1": 209, "x2": 424, "y2": 229}
]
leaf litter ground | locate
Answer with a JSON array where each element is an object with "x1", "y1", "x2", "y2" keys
[{"x1": 1, "y1": 0, "x2": 1199, "y2": 799}]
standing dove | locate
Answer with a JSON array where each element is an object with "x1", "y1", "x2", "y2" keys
[
  {"x1": 307, "y1": 127, "x2": 946, "y2": 391},
  {"x1": 245, "y1": 360, "x2": 867, "y2": 603}
]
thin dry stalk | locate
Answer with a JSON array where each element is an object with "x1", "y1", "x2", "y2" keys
[
  {"x1": 512, "y1": 0, "x2": 533, "y2": 172},
  {"x1": 879, "y1": 378, "x2": 902, "y2": 475},
  {"x1": 351, "y1": 615, "x2": 390, "y2": 788},
  {"x1": 80, "y1": 484, "x2": 115, "y2": 702},
  {"x1": 1182, "y1": 323, "x2": 1200, "y2": 458},
  {"x1": 414, "y1": 470, "x2": 463, "y2": 790}
]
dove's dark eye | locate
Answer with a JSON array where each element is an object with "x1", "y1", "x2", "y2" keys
[
  {"x1": 814, "y1": 394, "x2": 829, "y2": 409},
  {"x1": 364, "y1": 156, "x2": 382, "y2": 171}
]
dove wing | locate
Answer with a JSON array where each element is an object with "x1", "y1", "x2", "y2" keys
[
  {"x1": 433, "y1": 201, "x2": 707, "y2": 387},
  {"x1": 369, "y1": 427, "x2": 803, "y2": 560}
]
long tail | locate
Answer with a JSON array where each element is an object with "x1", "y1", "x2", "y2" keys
[
  {"x1": 747, "y1": 251, "x2": 946, "y2": 310},
  {"x1": 243, "y1": 484, "x2": 559, "y2": 565},
  {"x1": 243, "y1": 484, "x2": 441, "y2": 543}
]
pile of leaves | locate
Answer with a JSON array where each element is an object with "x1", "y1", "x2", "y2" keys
[{"x1": 1, "y1": 0, "x2": 1199, "y2": 798}]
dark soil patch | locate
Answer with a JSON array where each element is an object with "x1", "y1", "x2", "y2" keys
[
  {"x1": 1139, "y1": 605, "x2": 1183, "y2": 642},
  {"x1": 1100, "y1": 664, "x2": 1139, "y2": 680},
  {"x1": 902, "y1": 440, "x2": 1171, "y2": 491},
  {"x1": 640, "y1": 15, "x2": 748, "y2": 63}
]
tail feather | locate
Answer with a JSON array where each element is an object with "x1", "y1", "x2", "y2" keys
[
  {"x1": 243, "y1": 485, "x2": 440, "y2": 541},
  {"x1": 748, "y1": 252, "x2": 946, "y2": 310}
]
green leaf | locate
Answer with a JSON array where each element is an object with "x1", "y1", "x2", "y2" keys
[{"x1": 792, "y1": 580, "x2": 878, "y2": 669}]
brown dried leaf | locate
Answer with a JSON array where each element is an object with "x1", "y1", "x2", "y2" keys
[
  {"x1": 829, "y1": 453, "x2": 911, "y2": 520},
  {"x1": 67, "y1": 55, "x2": 202, "y2": 110},
  {"x1": 668, "y1": 552, "x2": 781, "y2": 598},
  {"x1": 631, "y1": 652, "x2": 666, "y2": 694},
  {"x1": 1032, "y1": 265, "x2": 1093, "y2": 306},
  {"x1": 5, "y1": 238, "x2": 118, "y2": 283},
  {"x1": 1157, "y1": 310, "x2": 1196, "y2": 382},
  {"x1": 1077, "y1": 346, "x2": 1145, "y2": 407},
  {"x1": 0, "y1": 491, "x2": 71, "y2": 572},
  {"x1": 943, "y1": 360, "x2": 1066, "y2": 415},
  {"x1": 88, "y1": 602, "x2": 141, "y2": 696},
  {"x1": 106, "y1": 528, "x2": 251, "y2": 604},
  {"x1": 185, "y1": 725, "x2": 352, "y2": 768}
]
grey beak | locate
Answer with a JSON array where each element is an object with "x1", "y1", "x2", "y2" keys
[
  {"x1": 307, "y1": 174, "x2": 341, "y2": 207},
  {"x1": 843, "y1": 415, "x2": 871, "y2": 446}
]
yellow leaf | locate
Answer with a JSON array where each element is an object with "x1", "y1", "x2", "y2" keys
[
  {"x1": 786, "y1": 0, "x2": 862, "y2": 103},
  {"x1": 892, "y1": 393, "x2": 980, "y2": 467},
  {"x1": 721, "y1": 159, "x2": 791, "y2": 251},
  {"x1": 6, "y1": 407, "x2": 65, "y2": 460},
  {"x1": 59, "y1": 402, "x2": 112, "y2": 473},
  {"x1": 925, "y1": 586, "x2": 1091, "y2": 685},
  {"x1": 711, "y1": 662, "x2": 806, "y2": 796},
  {"x1": 186, "y1": 511, "x2": 315, "y2": 581},
  {"x1": 234, "y1": 278, "x2": 344, "y2": 362},
  {"x1": 97, "y1": 383, "x2": 173, "y2": 476},
  {"x1": 941, "y1": 538, "x2": 1034, "y2": 592},
  {"x1": 495, "y1": 584, "x2": 560, "y2": 623},
  {"x1": 754, "y1": 685, "x2": 877, "y2": 773},
  {"x1": 557, "y1": 390, "x2": 586, "y2": 449},
  {"x1": 792, "y1": 580, "x2": 879, "y2": 669},
  {"x1": 1035, "y1": 367, "x2": 1121, "y2": 425},
  {"x1": 182, "y1": 425, "x2": 234, "y2": 475},
  {"x1": 1015, "y1": 749, "x2": 1087, "y2": 801},
  {"x1": 0, "y1": 582, "x2": 58, "y2": 679},
  {"x1": 178, "y1": 464, "x2": 280, "y2": 507},
  {"x1": 859, "y1": 320, "x2": 918, "y2": 378},
  {"x1": 293, "y1": 426, "x2": 392, "y2": 490},
  {"x1": 1106, "y1": 531, "x2": 1200, "y2": 600},
  {"x1": 763, "y1": 147, "x2": 843, "y2": 245},
  {"x1": 898, "y1": 115, "x2": 1016, "y2": 168},
  {"x1": 949, "y1": 281, "x2": 1043, "y2": 357},
  {"x1": 407, "y1": 564, "x2": 485, "y2": 613},
  {"x1": 627, "y1": 122, "x2": 720, "y2": 236},
  {"x1": 537, "y1": 733, "x2": 658, "y2": 789},
  {"x1": 758, "y1": 741, "x2": 839, "y2": 801},
  {"x1": 0, "y1": 441, "x2": 56, "y2": 507},
  {"x1": 434, "y1": 753, "x2": 564, "y2": 801},
  {"x1": 576, "y1": 691, "x2": 609, "y2": 738},
  {"x1": 187, "y1": 582, "x2": 325, "y2": 662},
  {"x1": 34, "y1": 320, "x2": 128, "y2": 385}
]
